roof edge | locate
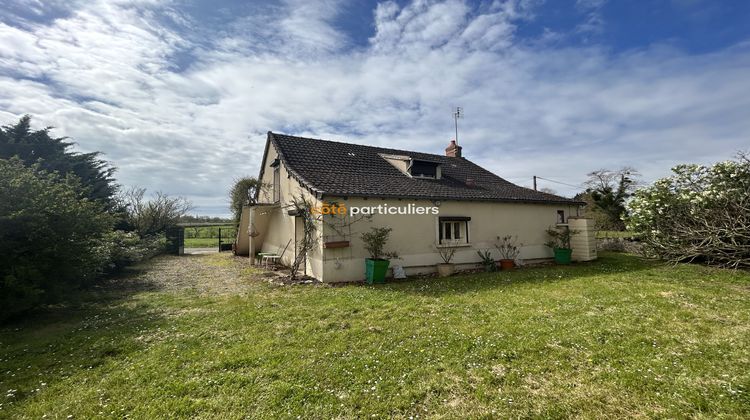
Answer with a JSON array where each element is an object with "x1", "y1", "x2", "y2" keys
[{"x1": 320, "y1": 191, "x2": 585, "y2": 206}]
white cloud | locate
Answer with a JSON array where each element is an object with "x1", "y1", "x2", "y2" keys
[{"x1": 1, "y1": 0, "x2": 749, "y2": 215}]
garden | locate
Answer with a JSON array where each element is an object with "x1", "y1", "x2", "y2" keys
[{"x1": 1, "y1": 252, "x2": 748, "y2": 418}]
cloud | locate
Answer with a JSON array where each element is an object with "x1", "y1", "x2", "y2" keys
[
  {"x1": 1, "y1": 0, "x2": 749, "y2": 214},
  {"x1": 575, "y1": 0, "x2": 606, "y2": 35}
]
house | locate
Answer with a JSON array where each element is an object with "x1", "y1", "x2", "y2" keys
[{"x1": 236, "y1": 132, "x2": 595, "y2": 282}]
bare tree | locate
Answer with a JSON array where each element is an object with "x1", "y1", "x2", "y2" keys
[{"x1": 122, "y1": 187, "x2": 193, "y2": 237}]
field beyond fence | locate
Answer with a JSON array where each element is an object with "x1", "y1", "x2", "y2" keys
[{"x1": 183, "y1": 225, "x2": 236, "y2": 248}]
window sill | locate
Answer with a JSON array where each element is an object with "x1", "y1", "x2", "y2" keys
[{"x1": 437, "y1": 243, "x2": 472, "y2": 248}]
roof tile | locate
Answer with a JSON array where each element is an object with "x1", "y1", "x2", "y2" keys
[{"x1": 269, "y1": 132, "x2": 583, "y2": 205}]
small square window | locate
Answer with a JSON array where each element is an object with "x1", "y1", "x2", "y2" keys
[{"x1": 557, "y1": 210, "x2": 565, "y2": 224}]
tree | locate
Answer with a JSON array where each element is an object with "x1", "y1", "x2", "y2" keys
[
  {"x1": 121, "y1": 187, "x2": 193, "y2": 237},
  {"x1": 229, "y1": 176, "x2": 266, "y2": 223},
  {"x1": 539, "y1": 187, "x2": 557, "y2": 195},
  {"x1": 0, "y1": 158, "x2": 115, "y2": 320},
  {"x1": 626, "y1": 154, "x2": 750, "y2": 268},
  {"x1": 582, "y1": 167, "x2": 639, "y2": 230},
  {"x1": 0, "y1": 115, "x2": 118, "y2": 209}
]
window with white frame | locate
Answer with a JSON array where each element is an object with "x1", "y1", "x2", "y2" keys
[{"x1": 438, "y1": 217, "x2": 470, "y2": 245}]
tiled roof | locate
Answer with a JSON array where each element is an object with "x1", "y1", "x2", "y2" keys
[{"x1": 268, "y1": 132, "x2": 583, "y2": 205}]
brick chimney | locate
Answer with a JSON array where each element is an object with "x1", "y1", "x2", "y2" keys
[{"x1": 445, "y1": 139, "x2": 462, "y2": 158}]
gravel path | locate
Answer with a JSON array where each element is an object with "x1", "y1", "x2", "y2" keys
[{"x1": 126, "y1": 253, "x2": 269, "y2": 295}]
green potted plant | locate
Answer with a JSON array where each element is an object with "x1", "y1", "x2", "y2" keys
[
  {"x1": 495, "y1": 235, "x2": 520, "y2": 270},
  {"x1": 476, "y1": 249, "x2": 496, "y2": 272},
  {"x1": 545, "y1": 227, "x2": 579, "y2": 265},
  {"x1": 436, "y1": 243, "x2": 458, "y2": 277},
  {"x1": 361, "y1": 227, "x2": 398, "y2": 284}
]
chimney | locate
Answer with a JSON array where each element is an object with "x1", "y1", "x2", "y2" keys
[{"x1": 445, "y1": 139, "x2": 462, "y2": 158}]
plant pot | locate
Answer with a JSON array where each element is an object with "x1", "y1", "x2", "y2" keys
[
  {"x1": 483, "y1": 263, "x2": 495, "y2": 272},
  {"x1": 553, "y1": 248, "x2": 572, "y2": 265},
  {"x1": 436, "y1": 263, "x2": 455, "y2": 277},
  {"x1": 365, "y1": 258, "x2": 390, "y2": 284},
  {"x1": 498, "y1": 259, "x2": 515, "y2": 270}
]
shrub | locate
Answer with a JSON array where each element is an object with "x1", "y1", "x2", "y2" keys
[
  {"x1": 476, "y1": 249, "x2": 495, "y2": 269},
  {"x1": 120, "y1": 187, "x2": 192, "y2": 237},
  {"x1": 545, "y1": 227, "x2": 579, "y2": 250},
  {"x1": 436, "y1": 243, "x2": 457, "y2": 264},
  {"x1": 495, "y1": 235, "x2": 521, "y2": 260},
  {"x1": 0, "y1": 158, "x2": 115, "y2": 320},
  {"x1": 104, "y1": 231, "x2": 167, "y2": 272},
  {"x1": 626, "y1": 155, "x2": 750, "y2": 268},
  {"x1": 361, "y1": 227, "x2": 398, "y2": 260}
]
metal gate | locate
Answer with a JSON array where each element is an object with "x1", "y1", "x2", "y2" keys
[{"x1": 218, "y1": 226, "x2": 237, "y2": 252}]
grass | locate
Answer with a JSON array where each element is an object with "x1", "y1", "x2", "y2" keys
[
  {"x1": 184, "y1": 237, "x2": 223, "y2": 248},
  {"x1": 1, "y1": 253, "x2": 748, "y2": 418},
  {"x1": 183, "y1": 226, "x2": 235, "y2": 249}
]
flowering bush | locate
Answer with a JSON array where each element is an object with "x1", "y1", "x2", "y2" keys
[{"x1": 626, "y1": 154, "x2": 750, "y2": 268}]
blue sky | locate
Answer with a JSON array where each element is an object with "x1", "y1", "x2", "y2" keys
[{"x1": 1, "y1": 0, "x2": 749, "y2": 216}]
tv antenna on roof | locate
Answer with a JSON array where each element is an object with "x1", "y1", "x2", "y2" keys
[{"x1": 453, "y1": 106, "x2": 463, "y2": 145}]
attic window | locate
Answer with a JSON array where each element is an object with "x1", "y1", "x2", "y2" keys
[{"x1": 409, "y1": 160, "x2": 441, "y2": 179}]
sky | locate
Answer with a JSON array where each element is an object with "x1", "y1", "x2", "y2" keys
[{"x1": 1, "y1": 0, "x2": 749, "y2": 216}]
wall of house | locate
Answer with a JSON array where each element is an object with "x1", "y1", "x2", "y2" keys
[
  {"x1": 319, "y1": 197, "x2": 582, "y2": 282},
  {"x1": 235, "y1": 206, "x2": 250, "y2": 256},
  {"x1": 249, "y1": 145, "x2": 324, "y2": 279}
]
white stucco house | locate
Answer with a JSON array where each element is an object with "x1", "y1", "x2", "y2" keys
[{"x1": 236, "y1": 132, "x2": 596, "y2": 282}]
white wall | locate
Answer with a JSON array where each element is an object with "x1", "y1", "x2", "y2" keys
[
  {"x1": 319, "y1": 197, "x2": 581, "y2": 282},
  {"x1": 250, "y1": 144, "x2": 324, "y2": 279}
]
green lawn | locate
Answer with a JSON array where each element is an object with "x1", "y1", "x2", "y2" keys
[
  {"x1": 1, "y1": 253, "x2": 748, "y2": 418},
  {"x1": 183, "y1": 237, "x2": 222, "y2": 248},
  {"x1": 183, "y1": 225, "x2": 235, "y2": 249}
]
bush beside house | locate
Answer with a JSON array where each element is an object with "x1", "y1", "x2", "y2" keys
[
  {"x1": 0, "y1": 116, "x2": 190, "y2": 321},
  {"x1": 0, "y1": 158, "x2": 115, "y2": 319},
  {"x1": 627, "y1": 154, "x2": 750, "y2": 268}
]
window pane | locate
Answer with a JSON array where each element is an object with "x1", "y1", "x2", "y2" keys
[
  {"x1": 273, "y1": 167, "x2": 280, "y2": 202},
  {"x1": 444, "y1": 222, "x2": 452, "y2": 240},
  {"x1": 454, "y1": 222, "x2": 461, "y2": 239}
]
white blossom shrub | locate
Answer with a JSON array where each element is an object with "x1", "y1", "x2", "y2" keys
[{"x1": 626, "y1": 155, "x2": 750, "y2": 268}]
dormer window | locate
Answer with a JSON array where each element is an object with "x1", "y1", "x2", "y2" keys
[
  {"x1": 379, "y1": 154, "x2": 442, "y2": 179},
  {"x1": 408, "y1": 159, "x2": 441, "y2": 179}
]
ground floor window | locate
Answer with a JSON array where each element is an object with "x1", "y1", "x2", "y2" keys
[{"x1": 438, "y1": 217, "x2": 470, "y2": 245}]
